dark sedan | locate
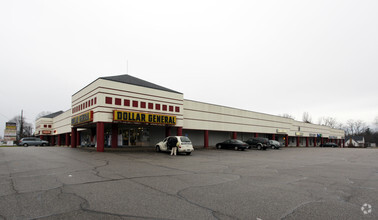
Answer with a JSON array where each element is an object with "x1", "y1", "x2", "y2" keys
[
  {"x1": 320, "y1": 142, "x2": 339, "y2": 148},
  {"x1": 215, "y1": 139, "x2": 249, "y2": 151}
]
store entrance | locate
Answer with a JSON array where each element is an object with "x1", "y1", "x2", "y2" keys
[{"x1": 120, "y1": 126, "x2": 150, "y2": 147}]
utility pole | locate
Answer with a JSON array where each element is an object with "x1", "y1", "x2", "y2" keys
[{"x1": 20, "y1": 110, "x2": 24, "y2": 140}]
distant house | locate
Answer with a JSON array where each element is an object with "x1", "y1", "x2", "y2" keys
[{"x1": 345, "y1": 136, "x2": 365, "y2": 147}]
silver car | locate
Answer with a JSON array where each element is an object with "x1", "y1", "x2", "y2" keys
[
  {"x1": 269, "y1": 140, "x2": 281, "y2": 149},
  {"x1": 18, "y1": 137, "x2": 49, "y2": 147}
]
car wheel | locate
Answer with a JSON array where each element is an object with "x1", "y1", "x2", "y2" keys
[
  {"x1": 234, "y1": 146, "x2": 238, "y2": 151},
  {"x1": 272, "y1": 146, "x2": 275, "y2": 149},
  {"x1": 42, "y1": 143, "x2": 47, "y2": 146},
  {"x1": 155, "y1": 146, "x2": 161, "y2": 152},
  {"x1": 257, "y1": 145, "x2": 262, "y2": 150},
  {"x1": 186, "y1": 152, "x2": 191, "y2": 155},
  {"x1": 216, "y1": 144, "x2": 221, "y2": 149},
  {"x1": 23, "y1": 143, "x2": 28, "y2": 147}
]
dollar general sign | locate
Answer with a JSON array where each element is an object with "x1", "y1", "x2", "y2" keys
[{"x1": 113, "y1": 110, "x2": 176, "y2": 125}]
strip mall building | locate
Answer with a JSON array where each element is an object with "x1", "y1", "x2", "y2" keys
[{"x1": 35, "y1": 74, "x2": 345, "y2": 152}]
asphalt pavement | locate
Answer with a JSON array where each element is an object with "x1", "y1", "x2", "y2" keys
[{"x1": 0, "y1": 146, "x2": 377, "y2": 220}]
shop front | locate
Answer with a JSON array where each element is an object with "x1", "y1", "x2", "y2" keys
[
  {"x1": 70, "y1": 108, "x2": 182, "y2": 152},
  {"x1": 36, "y1": 74, "x2": 345, "y2": 151}
]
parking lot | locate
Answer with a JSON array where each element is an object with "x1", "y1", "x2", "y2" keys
[{"x1": 0, "y1": 146, "x2": 377, "y2": 219}]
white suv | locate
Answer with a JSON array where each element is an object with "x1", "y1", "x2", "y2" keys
[{"x1": 155, "y1": 136, "x2": 194, "y2": 155}]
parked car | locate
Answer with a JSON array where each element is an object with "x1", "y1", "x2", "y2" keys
[
  {"x1": 18, "y1": 137, "x2": 49, "y2": 147},
  {"x1": 268, "y1": 140, "x2": 281, "y2": 149},
  {"x1": 155, "y1": 136, "x2": 194, "y2": 155},
  {"x1": 245, "y1": 137, "x2": 269, "y2": 150},
  {"x1": 320, "y1": 142, "x2": 339, "y2": 148},
  {"x1": 215, "y1": 139, "x2": 249, "y2": 151}
]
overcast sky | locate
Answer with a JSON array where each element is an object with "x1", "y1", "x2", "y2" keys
[{"x1": 1, "y1": 0, "x2": 378, "y2": 137}]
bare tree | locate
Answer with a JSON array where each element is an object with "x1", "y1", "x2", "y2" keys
[
  {"x1": 318, "y1": 116, "x2": 338, "y2": 128},
  {"x1": 302, "y1": 112, "x2": 312, "y2": 123},
  {"x1": 345, "y1": 119, "x2": 355, "y2": 136},
  {"x1": 35, "y1": 111, "x2": 52, "y2": 120},
  {"x1": 355, "y1": 120, "x2": 368, "y2": 135},
  {"x1": 344, "y1": 119, "x2": 368, "y2": 136},
  {"x1": 336, "y1": 122, "x2": 344, "y2": 130},
  {"x1": 9, "y1": 115, "x2": 33, "y2": 140},
  {"x1": 281, "y1": 113, "x2": 295, "y2": 120}
]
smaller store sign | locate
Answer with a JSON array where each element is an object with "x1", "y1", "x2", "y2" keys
[
  {"x1": 295, "y1": 132, "x2": 304, "y2": 136},
  {"x1": 71, "y1": 111, "x2": 93, "y2": 126},
  {"x1": 113, "y1": 110, "x2": 176, "y2": 125},
  {"x1": 4, "y1": 122, "x2": 17, "y2": 141},
  {"x1": 276, "y1": 129, "x2": 288, "y2": 134},
  {"x1": 309, "y1": 133, "x2": 317, "y2": 137},
  {"x1": 42, "y1": 130, "x2": 51, "y2": 134}
]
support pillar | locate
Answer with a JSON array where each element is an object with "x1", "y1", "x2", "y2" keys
[
  {"x1": 96, "y1": 122, "x2": 105, "y2": 152},
  {"x1": 65, "y1": 133, "x2": 69, "y2": 146},
  {"x1": 111, "y1": 123, "x2": 118, "y2": 148},
  {"x1": 204, "y1": 130, "x2": 209, "y2": 148},
  {"x1": 285, "y1": 135, "x2": 288, "y2": 147},
  {"x1": 343, "y1": 139, "x2": 345, "y2": 148},
  {"x1": 232, "y1": 132, "x2": 237, "y2": 139},
  {"x1": 272, "y1": 134, "x2": 276, "y2": 140},
  {"x1": 254, "y1": 133, "x2": 258, "y2": 137},
  {"x1": 76, "y1": 131, "x2": 80, "y2": 146},
  {"x1": 306, "y1": 137, "x2": 309, "y2": 147},
  {"x1": 91, "y1": 128, "x2": 95, "y2": 144},
  {"x1": 71, "y1": 127, "x2": 77, "y2": 148},
  {"x1": 177, "y1": 127, "x2": 183, "y2": 136},
  {"x1": 314, "y1": 137, "x2": 317, "y2": 147},
  {"x1": 296, "y1": 136, "x2": 300, "y2": 147},
  {"x1": 51, "y1": 135, "x2": 55, "y2": 146},
  {"x1": 58, "y1": 134, "x2": 61, "y2": 146}
]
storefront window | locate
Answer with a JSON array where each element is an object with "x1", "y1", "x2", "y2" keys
[{"x1": 120, "y1": 127, "x2": 150, "y2": 146}]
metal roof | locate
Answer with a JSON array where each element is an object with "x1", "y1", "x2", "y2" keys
[
  {"x1": 345, "y1": 136, "x2": 364, "y2": 141},
  {"x1": 40, "y1": 111, "x2": 64, "y2": 118},
  {"x1": 100, "y1": 74, "x2": 182, "y2": 94}
]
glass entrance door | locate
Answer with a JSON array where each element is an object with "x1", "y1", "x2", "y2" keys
[{"x1": 121, "y1": 127, "x2": 150, "y2": 146}]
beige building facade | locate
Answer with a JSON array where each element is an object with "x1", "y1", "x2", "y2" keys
[{"x1": 35, "y1": 74, "x2": 345, "y2": 151}]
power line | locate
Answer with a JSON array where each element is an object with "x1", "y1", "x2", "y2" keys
[{"x1": 0, "y1": 112, "x2": 9, "y2": 121}]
